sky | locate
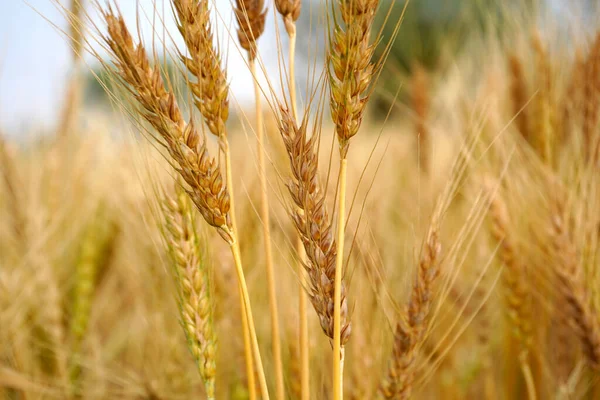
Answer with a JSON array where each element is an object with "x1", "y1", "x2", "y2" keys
[{"x1": 0, "y1": 0, "x2": 285, "y2": 134}]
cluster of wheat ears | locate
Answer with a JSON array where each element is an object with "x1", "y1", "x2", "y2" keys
[{"x1": 1, "y1": 0, "x2": 600, "y2": 399}]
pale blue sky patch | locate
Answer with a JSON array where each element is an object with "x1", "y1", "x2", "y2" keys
[{"x1": 0, "y1": 0, "x2": 285, "y2": 134}]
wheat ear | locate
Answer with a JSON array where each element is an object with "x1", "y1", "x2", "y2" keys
[
  {"x1": 488, "y1": 188, "x2": 536, "y2": 399},
  {"x1": 276, "y1": 106, "x2": 352, "y2": 341},
  {"x1": 57, "y1": 0, "x2": 85, "y2": 139},
  {"x1": 530, "y1": 33, "x2": 554, "y2": 165},
  {"x1": 101, "y1": 9, "x2": 269, "y2": 399},
  {"x1": 163, "y1": 185, "x2": 217, "y2": 399},
  {"x1": 582, "y1": 33, "x2": 600, "y2": 164},
  {"x1": 171, "y1": 1, "x2": 256, "y2": 396},
  {"x1": 329, "y1": 0, "x2": 379, "y2": 397},
  {"x1": 508, "y1": 53, "x2": 530, "y2": 144},
  {"x1": 233, "y1": 1, "x2": 287, "y2": 398},
  {"x1": 549, "y1": 197, "x2": 600, "y2": 369},
  {"x1": 69, "y1": 208, "x2": 115, "y2": 394},
  {"x1": 378, "y1": 226, "x2": 441, "y2": 400},
  {"x1": 0, "y1": 137, "x2": 26, "y2": 245}
]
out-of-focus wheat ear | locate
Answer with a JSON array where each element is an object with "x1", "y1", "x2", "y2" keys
[
  {"x1": 549, "y1": 197, "x2": 600, "y2": 370},
  {"x1": 275, "y1": 0, "x2": 301, "y2": 36},
  {"x1": 412, "y1": 63, "x2": 430, "y2": 175},
  {"x1": 57, "y1": 0, "x2": 85, "y2": 139},
  {"x1": 328, "y1": 1, "x2": 380, "y2": 396},
  {"x1": 0, "y1": 136, "x2": 26, "y2": 246},
  {"x1": 378, "y1": 226, "x2": 441, "y2": 400},
  {"x1": 487, "y1": 185, "x2": 536, "y2": 399},
  {"x1": 508, "y1": 53, "x2": 531, "y2": 144},
  {"x1": 101, "y1": 8, "x2": 269, "y2": 398},
  {"x1": 163, "y1": 185, "x2": 217, "y2": 399},
  {"x1": 68, "y1": 207, "x2": 116, "y2": 395},
  {"x1": 560, "y1": 48, "x2": 585, "y2": 147},
  {"x1": 582, "y1": 33, "x2": 600, "y2": 164},
  {"x1": 234, "y1": 0, "x2": 267, "y2": 61},
  {"x1": 530, "y1": 33, "x2": 555, "y2": 165}
]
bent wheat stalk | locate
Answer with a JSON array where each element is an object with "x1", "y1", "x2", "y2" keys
[{"x1": 100, "y1": 8, "x2": 269, "y2": 399}]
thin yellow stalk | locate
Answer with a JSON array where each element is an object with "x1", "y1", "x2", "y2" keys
[
  {"x1": 297, "y1": 238, "x2": 310, "y2": 400},
  {"x1": 289, "y1": 31, "x2": 298, "y2": 122},
  {"x1": 333, "y1": 158, "x2": 348, "y2": 400},
  {"x1": 220, "y1": 135, "x2": 257, "y2": 400},
  {"x1": 520, "y1": 352, "x2": 537, "y2": 400},
  {"x1": 249, "y1": 57, "x2": 285, "y2": 400},
  {"x1": 230, "y1": 238, "x2": 270, "y2": 400},
  {"x1": 239, "y1": 285, "x2": 257, "y2": 400}
]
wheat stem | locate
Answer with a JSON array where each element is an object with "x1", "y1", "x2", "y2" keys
[
  {"x1": 220, "y1": 135, "x2": 257, "y2": 400},
  {"x1": 239, "y1": 281, "x2": 257, "y2": 400},
  {"x1": 221, "y1": 136, "x2": 257, "y2": 400},
  {"x1": 333, "y1": 157, "x2": 348, "y2": 400},
  {"x1": 249, "y1": 57, "x2": 285, "y2": 400},
  {"x1": 520, "y1": 352, "x2": 537, "y2": 400},
  {"x1": 229, "y1": 237, "x2": 270, "y2": 399},
  {"x1": 289, "y1": 31, "x2": 298, "y2": 123},
  {"x1": 297, "y1": 236, "x2": 310, "y2": 400}
]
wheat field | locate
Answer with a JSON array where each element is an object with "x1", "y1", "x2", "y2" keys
[{"x1": 1, "y1": 0, "x2": 600, "y2": 399}]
